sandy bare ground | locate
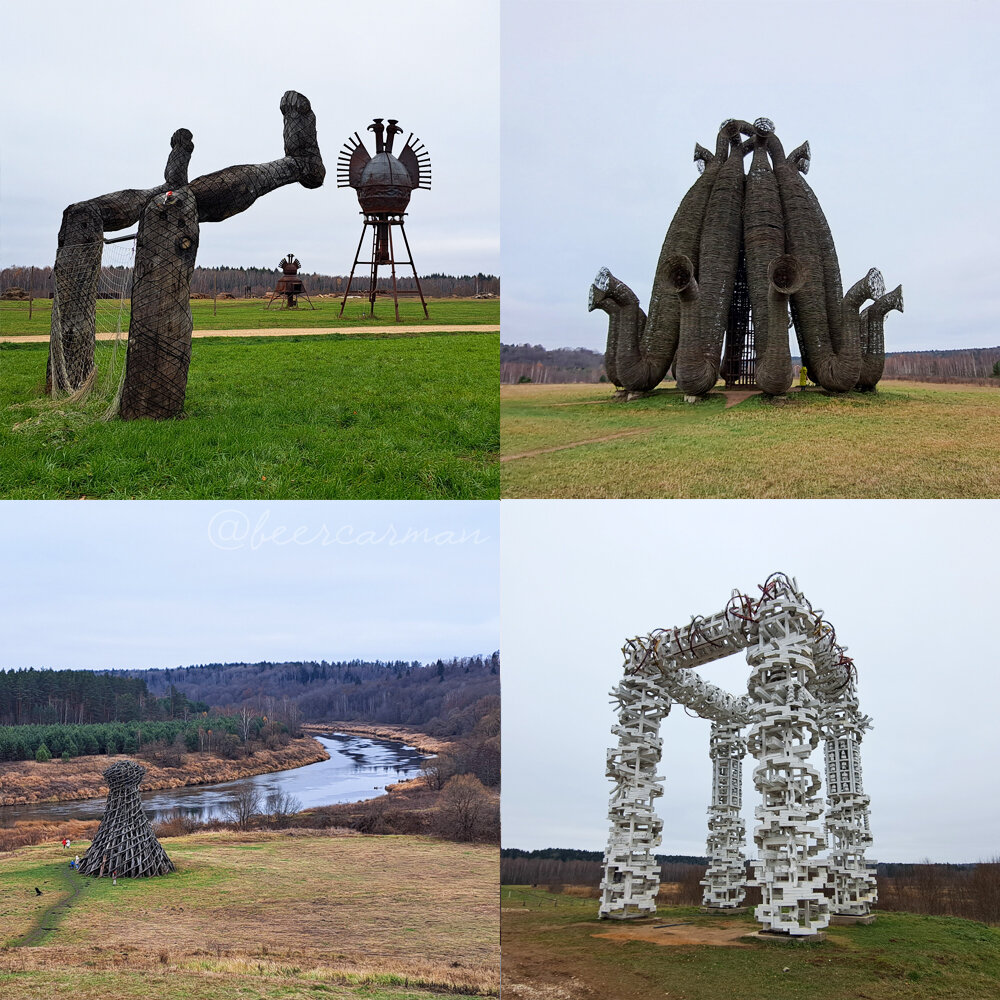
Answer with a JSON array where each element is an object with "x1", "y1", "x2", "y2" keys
[
  {"x1": 501, "y1": 429, "x2": 651, "y2": 462},
  {"x1": 0, "y1": 324, "x2": 500, "y2": 344},
  {"x1": 591, "y1": 921, "x2": 752, "y2": 947},
  {"x1": 300, "y1": 721, "x2": 452, "y2": 755}
]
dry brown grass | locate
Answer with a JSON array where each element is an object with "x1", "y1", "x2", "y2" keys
[
  {"x1": 501, "y1": 380, "x2": 1000, "y2": 498},
  {"x1": 1, "y1": 832, "x2": 499, "y2": 997},
  {"x1": 0, "y1": 738, "x2": 328, "y2": 807}
]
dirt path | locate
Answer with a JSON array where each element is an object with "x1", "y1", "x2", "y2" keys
[
  {"x1": 721, "y1": 389, "x2": 760, "y2": 409},
  {"x1": 501, "y1": 429, "x2": 651, "y2": 462},
  {"x1": 17, "y1": 863, "x2": 83, "y2": 947},
  {"x1": 0, "y1": 324, "x2": 500, "y2": 344}
]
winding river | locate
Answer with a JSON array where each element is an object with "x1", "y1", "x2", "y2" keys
[{"x1": 1, "y1": 733, "x2": 428, "y2": 826}]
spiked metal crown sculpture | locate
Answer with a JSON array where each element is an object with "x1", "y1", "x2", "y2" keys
[
  {"x1": 337, "y1": 117, "x2": 431, "y2": 321},
  {"x1": 78, "y1": 760, "x2": 174, "y2": 878},
  {"x1": 600, "y1": 572, "x2": 876, "y2": 937},
  {"x1": 266, "y1": 252, "x2": 314, "y2": 310},
  {"x1": 589, "y1": 118, "x2": 903, "y2": 400}
]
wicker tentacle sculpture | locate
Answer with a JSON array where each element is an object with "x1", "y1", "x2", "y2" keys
[
  {"x1": 856, "y1": 285, "x2": 904, "y2": 391},
  {"x1": 743, "y1": 123, "x2": 798, "y2": 395},
  {"x1": 77, "y1": 760, "x2": 174, "y2": 878},
  {"x1": 590, "y1": 119, "x2": 902, "y2": 398},
  {"x1": 47, "y1": 130, "x2": 195, "y2": 395},
  {"x1": 588, "y1": 268, "x2": 646, "y2": 390},
  {"x1": 767, "y1": 130, "x2": 881, "y2": 393},
  {"x1": 672, "y1": 121, "x2": 749, "y2": 396},
  {"x1": 589, "y1": 124, "x2": 733, "y2": 392}
]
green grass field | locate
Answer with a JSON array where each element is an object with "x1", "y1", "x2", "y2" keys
[
  {"x1": 1, "y1": 832, "x2": 499, "y2": 1000},
  {"x1": 0, "y1": 297, "x2": 499, "y2": 336},
  {"x1": 501, "y1": 381, "x2": 1000, "y2": 498},
  {"x1": 1, "y1": 331, "x2": 498, "y2": 499},
  {"x1": 501, "y1": 887, "x2": 1000, "y2": 1000}
]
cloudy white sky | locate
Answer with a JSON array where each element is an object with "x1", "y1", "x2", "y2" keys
[
  {"x1": 0, "y1": 0, "x2": 498, "y2": 277},
  {"x1": 502, "y1": 0, "x2": 1000, "y2": 354},
  {"x1": 0, "y1": 501, "x2": 498, "y2": 669},
  {"x1": 502, "y1": 499, "x2": 1000, "y2": 863}
]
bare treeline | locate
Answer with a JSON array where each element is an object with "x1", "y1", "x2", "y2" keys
[
  {"x1": 500, "y1": 855, "x2": 1000, "y2": 925},
  {"x1": 883, "y1": 347, "x2": 1000, "y2": 383},
  {"x1": 0, "y1": 265, "x2": 498, "y2": 300},
  {"x1": 500, "y1": 344, "x2": 606, "y2": 384},
  {"x1": 500, "y1": 343, "x2": 1000, "y2": 387},
  {"x1": 878, "y1": 861, "x2": 1000, "y2": 924}
]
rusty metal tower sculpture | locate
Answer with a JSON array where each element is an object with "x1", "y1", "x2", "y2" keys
[
  {"x1": 78, "y1": 760, "x2": 175, "y2": 878},
  {"x1": 338, "y1": 117, "x2": 431, "y2": 321},
  {"x1": 266, "y1": 253, "x2": 314, "y2": 310}
]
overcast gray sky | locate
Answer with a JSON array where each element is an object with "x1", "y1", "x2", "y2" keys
[
  {"x1": 0, "y1": 0, "x2": 498, "y2": 276},
  {"x1": 502, "y1": 0, "x2": 1000, "y2": 354},
  {"x1": 0, "y1": 501, "x2": 498, "y2": 669},
  {"x1": 502, "y1": 499, "x2": 1000, "y2": 863}
]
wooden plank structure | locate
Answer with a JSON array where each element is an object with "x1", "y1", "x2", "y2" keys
[{"x1": 78, "y1": 760, "x2": 174, "y2": 878}]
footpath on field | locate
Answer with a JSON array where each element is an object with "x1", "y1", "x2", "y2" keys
[
  {"x1": 16, "y1": 863, "x2": 83, "y2": 947},
  {"x1": 1, "y1": 324, "x2": 501, "y2": 344}
]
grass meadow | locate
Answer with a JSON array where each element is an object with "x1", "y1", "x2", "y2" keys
[
  {"x1": 1, "y1": 832, "x2": 499, "y2": 999},
  {"x1": 0, "y1": 331, "x2": 498, "y2": 499},
  {"x1": 501, "y1": 381, "x2": 1000, "y2": 498},
  {"x1": 0, "y1": 297, "x2": 500, "y2": 336},
  {"x1": 501, "y1": 887, "x2": 1000, "y2": 1000}
]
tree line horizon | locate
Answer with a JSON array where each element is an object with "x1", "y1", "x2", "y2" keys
[{"x1": 0, "y1": 265, "x2": 499, "y2": 300}]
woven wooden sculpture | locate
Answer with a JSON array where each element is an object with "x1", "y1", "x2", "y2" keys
[
  {"x1": 589, "y1": 118, "x2": 903, "y2": 399},
  {"x1": 48, "y1": 92, "x2": 325, "y2": 419},
  {"x1": 77, "y1": 760, "x2": 174, "y2": 878}
]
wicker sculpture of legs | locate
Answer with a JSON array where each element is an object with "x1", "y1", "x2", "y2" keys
[{"x1": 118, "y1": 91, "x2": 325, "y2": 420}]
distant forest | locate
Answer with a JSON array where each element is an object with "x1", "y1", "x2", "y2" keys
[
  {"x1": 0, "y1": 668, "x2": 206, "y2": 726},
  {"x1": 499, "y1": 847, "x2": 976, "y2": 878},
  {"x1": 0, "y1": 265, "x2": 499, "y2": 301},
  {"x1": 500, "y1": 343, "x2": 606, "y2": 384},
  {"x1": 501, "y1": 343, "x2": 1000, "y2": 386},
  {"x1": 0, "y1": 656, "x2": 500, "y2": 785},
  {"x1": 120, "y1": 654, "x2": 500, "y2": 739}
]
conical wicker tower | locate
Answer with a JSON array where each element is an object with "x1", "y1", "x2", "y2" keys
[{"x1": 78, "y1": 760, "x2": 175, "y2": 878}]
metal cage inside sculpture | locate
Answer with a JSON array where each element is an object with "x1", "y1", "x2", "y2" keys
[
  {"x1": 77, "y1": 760, "x2": 174, "y2": 878},
  {"x1": 600, "y1": 573, "x2": 876, "y2": 937},
  {"x1": 47, "y1": 91, "x2": 325, "y2": 419},
  {"x1": 337, "y1": 117, "x2": 431, "y2": 322},
  {"x1": 589, "y1": 118, "x2": 903, "y2": 399}
]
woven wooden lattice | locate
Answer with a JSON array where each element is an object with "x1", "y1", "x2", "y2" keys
[{"x1": 77, "y1": 760, "x2": 174, "y2": 878}]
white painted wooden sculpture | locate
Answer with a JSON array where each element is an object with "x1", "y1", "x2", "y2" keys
[{"x1": 598, "y1": 573, "x2": 876, "y2": 936}]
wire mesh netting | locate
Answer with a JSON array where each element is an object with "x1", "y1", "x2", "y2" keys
[{"x1": 10, "y1": 240, "x2": 135, "y2": 432}]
